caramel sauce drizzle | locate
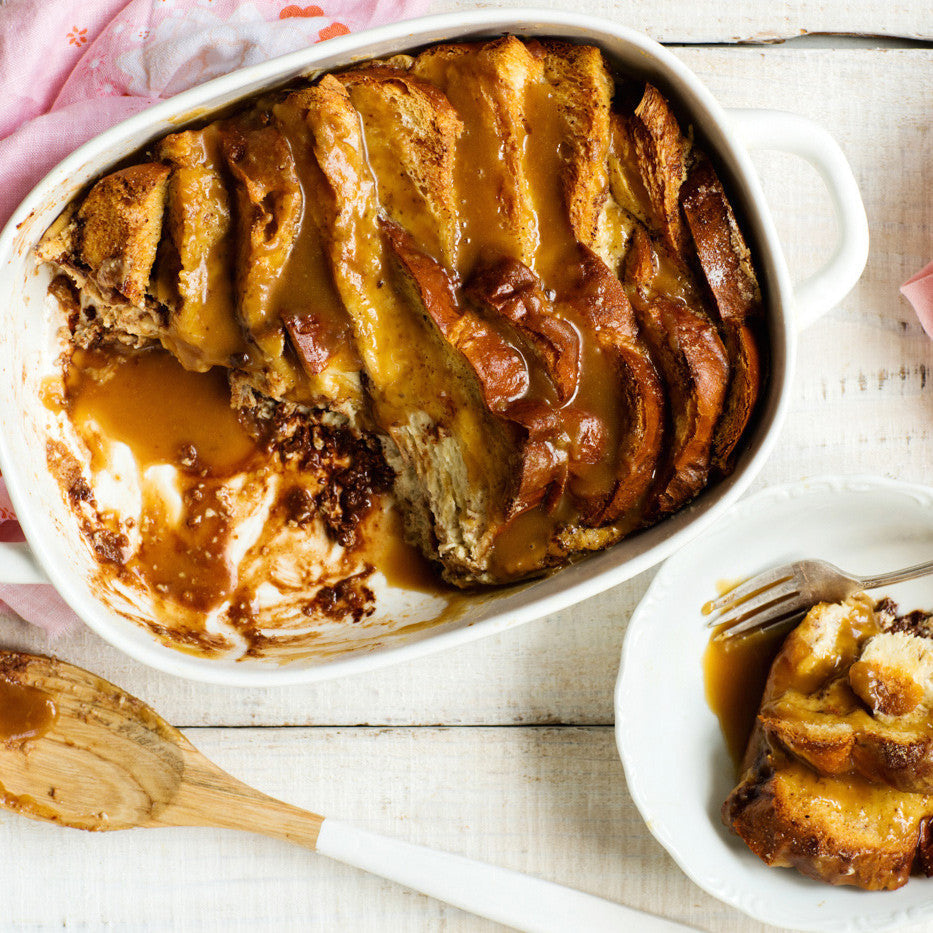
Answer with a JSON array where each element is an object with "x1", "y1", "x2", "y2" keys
[{"x1": 0, "y1": 677, "x2": 57, "y2": 745}]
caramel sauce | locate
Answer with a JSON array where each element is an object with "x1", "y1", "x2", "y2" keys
[
  {"x1": 651, "y1": 250, "x2": 698, "y2": 307},
  {"x1": 157, "y1": 125, "x2": 247, "y2": 370},
  {"x1": 488, "y1": 501, "x2": 572, "y2": 579},
  {"x1": 522, "y1": 81, "x2": 580, "y2": 293},
  {"x1": 700, "y1": 576, "x2": 745, "y2": 616},
  {"x1": 64, "y1": 348, "x2": 257, "y2": 473},
  {"x1": 366, "y1": 507, "x2": 447, "y2": 595},
  {"x1": 704, "y1": 625, "x2": 789, "y2": 769},
  {"x1": 272, "y1": 96, "x2": 360, "y2": 375},
  {"x1": 562, "y1": 314, "x2": 622, "y2": 501},
  {"x1": 414, "y1": 51, "x2": 532, "y2": 276},
  {"x1": 134, "y1": 479, "x2": 236, "y2": 611},
  {"x1": 61, "y1": 349, "x2": 262, "y2": 614},
  {"x1": 0, "y1": 677, "x2": 57, "y2": 744}
]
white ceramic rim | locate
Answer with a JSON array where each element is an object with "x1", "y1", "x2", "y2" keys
[
  {"x1": 0, "y1": 9, "x2": 803, "y2": 685},
  {"x1": 614, "y1": 474, "x2": 933, "y2": 931}
]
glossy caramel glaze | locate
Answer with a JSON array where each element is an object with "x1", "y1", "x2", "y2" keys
[
  {"x1": 0, "y1": 676, "x2": 57, "y2": 745},
  {"x1": 65, "y1": 347, "x2": 258, "y2": 473},
  {"x1": 704, "y1": 624, "x2": 788, "y2": 769}
]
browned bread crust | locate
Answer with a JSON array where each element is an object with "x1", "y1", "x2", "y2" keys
[
  {"x1": 465, "y1": 258, "x2": 581, "y2": 405},
  {"x1": 534, "y1": 40, "x2": 613, "y2": 252},
  {"x1": 626, "y1": 85, "x2": 691, "y2": 258},
  {"x1": 562, "y1": 246, "x2": 665, "y2": 526},
  {"x1": 725, "y1": 751, "x2": 928, "y2": 891},
  {"x1": 724, "y1": 597, "x2": 933, "y2": 889},
  {"x1": 73, "y1": 163, "x2": 170, "y2": 306},
  {"x1": 411, "y1": 36, "x2": 541, "y2": 271},
  {"x1": 681, "y1": 156, "x2": 763, "y2": 474},
  {"x1": 338, "y1": 67, "x2": 463, "y2": 267},
  {"x1": 624, "y1": 227, "x2": 728, "y2": 517},
  {"x1": 154, "y1": 127, "x2": 242, "y2": 371}
]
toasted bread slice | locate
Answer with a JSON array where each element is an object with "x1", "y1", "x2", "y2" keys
[
  {"x1": 382, "y1": 221, "x2": 530, "y2": 413},
  {"x1": 681, "y1": 156, "x2": 763, "y2": 473},
  {"x1": 724, "y1": 749, "x2": 930, "y2": 890},
  {"x1": 725, "y1": 597, "x2": 933, "y2": 889},
  {"x1": 626, "y1": 84, "x2": 691, "y2": 258},
  {"x1": 270, "y1": 91, "x2": 365, "y2": 415},
  {"x1": 465, "y1": 258, "x2": 580, "y2": 405},
  {"x1": 73, "y1": 163, "x2": 170, "y2": 306},
  {"x1": 412, "y1": 36, "x2": 541, "y2": 274},
  {"x1": 624, "y1": 226, "x2": 728, "y2": 516},
  {"x1": 301, "y1": 75, "x2": 519, "y2": 582},
  {"x1": 338, "y1": 67, "x2": 463, "y2": 267},
  {"x1": 759, "y1": 604, "x2": 933, "y2": 794},
  {"x1": 221, "y1": 112, "x2": 362, "y2": 406},
  {"x1": 534, "y1": 40, "x2": 614, "y2": 258},
  {"x1": 562, "y1": 246, "x2": 665, "y2": 526},
  {"x1": 607, "y1": 113, "x2": 653, "y2": 234},
  {"x1": 37, "y1": 163, "x2": 169, "y2": 309},
  {"x1": 154, "y1": 127, "x2": 245, "y2": 371},
  {"x1": 219, "y1": 119, "x2": 301, "y2": 363},
  {"x1": 36, "y1": 164, "x2": 171, "y2": 349}
]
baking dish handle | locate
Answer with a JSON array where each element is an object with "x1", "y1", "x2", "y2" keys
[
  {"x1": 0, "y1": 541, "x2": 49, "y2": 583},
  {"x1": 725, "y1": 108, "x2": 869, "y2": 332}
]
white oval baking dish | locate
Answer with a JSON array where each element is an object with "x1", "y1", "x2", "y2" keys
[{"x1": 0, "y1": 9, "x2": 868, "y2": 684}]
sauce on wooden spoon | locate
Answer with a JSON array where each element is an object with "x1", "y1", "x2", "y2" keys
[{"x1": 0, "y1": 676, "x2": 57, "y2": 744}]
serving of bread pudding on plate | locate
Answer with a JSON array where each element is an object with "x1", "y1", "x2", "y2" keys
[
  {"x1": 724, "y1": 595, "x2": 933, "y2": 890},
  {"x1": 36, "y1": 36, "x2": 765, "y2": 649}
]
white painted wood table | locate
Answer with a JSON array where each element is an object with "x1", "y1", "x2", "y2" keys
[{"x1": 2, "y1": 2, "x2": 932, "y2": 930}]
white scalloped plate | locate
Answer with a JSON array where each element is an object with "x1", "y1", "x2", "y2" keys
[{"x1": 615, "y1": 476, "x2": 933, "y2": 932}]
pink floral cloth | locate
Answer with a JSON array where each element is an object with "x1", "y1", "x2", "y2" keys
[
  {"x1": 0, "y1": 0, "x2": 427, "y2": 635},
  {"x1": 901, "y1": 261, "x2": 933, "y2": 340}
]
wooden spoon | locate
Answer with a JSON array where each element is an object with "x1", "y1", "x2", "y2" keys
[{"x1": 0, "y1": 651, "x2": 694, "y2": 932}]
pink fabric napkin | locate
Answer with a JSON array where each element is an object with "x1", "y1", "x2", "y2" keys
[
  {"x1": 902, "y1": 261, "x2": 933, "y2": 340},
  {"x1": 0, "y1": 0, "x2": 428, "y2": 635}
]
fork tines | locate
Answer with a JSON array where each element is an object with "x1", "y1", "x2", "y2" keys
[{"x1": 704, "y1": 564, "x2": 808, "y2": 640}]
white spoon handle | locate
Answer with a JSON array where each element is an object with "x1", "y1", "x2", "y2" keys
[{"x1": 316, "y1": 819, "x2": 696, "y2": 932}]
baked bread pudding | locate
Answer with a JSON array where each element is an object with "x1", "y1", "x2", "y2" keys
[
  {"x1": 36, "y1": 37, "x2": 765, "y2": 649},
  {"x1": 724, "y1": 595, "x2": 933, "y2": 890}
]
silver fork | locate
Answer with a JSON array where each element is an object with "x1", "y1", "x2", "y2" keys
[{"x1": 704, "y1": 557, "x2": 933, "y2": 640}]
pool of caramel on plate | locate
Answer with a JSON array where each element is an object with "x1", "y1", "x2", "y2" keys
[
  {"x1": 702, "y1": 577, "x2": 790, "y2": 768},
  {"x1": 48, "y1": 348, "x2": 446, "y2": 654},
  {"x1": 704, "y1": 623, "x2": 789, "y2": 769}
]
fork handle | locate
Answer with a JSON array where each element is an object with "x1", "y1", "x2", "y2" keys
[{"x1": 858, "y1": 557, "x2": 933, "y2": 591}]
